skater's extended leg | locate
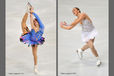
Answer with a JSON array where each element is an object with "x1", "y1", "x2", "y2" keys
[
  {"x1": 81, "y1": 38, "x2": 95, "y2": 51},
  {"x1": 21, "y1": 13, "x2": 30, "y2": 35},
  {"x1": 87, "y1": 39, "x2": 101, "y2": 66}
]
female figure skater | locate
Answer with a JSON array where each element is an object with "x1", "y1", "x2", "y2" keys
[
  {"x1": 60, "y1": 7, "x2": 101, "y2": 66},
  {"x1": 20, "y1": 5, "x2": 45, "y2": 74}
]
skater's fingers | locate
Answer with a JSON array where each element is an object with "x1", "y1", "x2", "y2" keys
[
  {"x1": 60, "y1": 23, "x2": 64, "y2": 27},
  {"x1": 60, "y1": 22, "x2": 64, "y2": 25},
  {"x1": 29, "y1": 9, "x2": 34, "y2": 13},
  {"x1": 31, "y1": 7, "x2": 34, "y2": 10}
]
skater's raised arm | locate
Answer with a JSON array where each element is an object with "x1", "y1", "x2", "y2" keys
[
  {"x1": 60, "y1": 13, "x2": 85, "y2": 30},
  {"x1": 32, "y1": 12, "x2": 44, "y2": 33},
  {"x1": 29, "y1": 7, "x2": 36, "y2": 30},
  {"x1": 30, "y1": 13, "x2": 35, "y2": 29}
]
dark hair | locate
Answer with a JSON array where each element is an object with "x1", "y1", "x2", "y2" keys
[
  {"x1": 34, "y1": 18, "x2": 39, "y2": 27},
  {"x1": 34, "y1": 18, "x2": 38, "y2": 22},
  {"x1": 74, "y1": 7, "x2": 81, "y2": 13}
]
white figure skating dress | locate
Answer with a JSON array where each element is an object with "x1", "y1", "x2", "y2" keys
[{"x1": 80, "y1": 18, "x2": 98, "y2": 42}]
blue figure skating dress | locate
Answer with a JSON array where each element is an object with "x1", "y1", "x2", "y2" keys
[{"x1": 20, "y1": 12, "x2": 45, "y2": 46}]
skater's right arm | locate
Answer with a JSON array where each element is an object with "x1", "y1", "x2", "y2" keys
[{"x1": 60, "y1": 13, "x2": 85, "y2": 30}]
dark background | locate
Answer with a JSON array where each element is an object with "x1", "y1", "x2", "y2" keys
[{"x1": 0, "y1": 0, "x2": 5, "y2": 76}]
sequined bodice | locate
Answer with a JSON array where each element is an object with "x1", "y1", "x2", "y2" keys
[{"x1": 81, "y1": 19, "x2": 95, "y2": 32}]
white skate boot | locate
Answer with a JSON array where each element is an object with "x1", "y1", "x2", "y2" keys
[
  {"x1": 76, "y1": 49, "x2": 83, "y2": 59},
  {"x1": 26, "y1": 2, "x2": 32, "y2": 13},
  {"x1": 34, "y1": 65, "x2": 40, "y2": 75},
  {"x1": 96, "y1": 60, "x2": 102, "y2": 67}
]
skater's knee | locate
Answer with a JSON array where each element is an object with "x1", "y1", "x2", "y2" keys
[
  {"x1": 32, "y1": 51, "x2": 37, "y2": 57},
  {"x1": 33, "y1": 53, "x2": 37, "y2": 57},
  {"x1": 87, "y1": 41, "x2": 94, "y2": 49},
  {"x1": 89, "y1": 44, "x2": 94, "y2": 49}
]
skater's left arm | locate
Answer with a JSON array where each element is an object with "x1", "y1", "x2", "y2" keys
[
  {"x1": 30, "y1": 7, "x2": 44, "y2": 33},
  {"x1": 32, "y1": 12, "x2": 44, "y2": 33},
  {"x1": 60, "y1": 13, "x2": 85, "y2": 30}
]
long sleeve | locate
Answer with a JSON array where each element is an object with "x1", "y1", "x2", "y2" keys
[{"x1": 32, "y1": 12, "x2": 44, "y2": 33}]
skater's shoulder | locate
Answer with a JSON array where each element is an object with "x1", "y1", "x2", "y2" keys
[{"x1": 80, "y1": 13, "x2": 87, "y2": 16}]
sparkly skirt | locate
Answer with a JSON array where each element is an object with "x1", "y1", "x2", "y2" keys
[
  {"x1": 81, "y1": 29, "x2": 98, "y2": 43},
  {"x1": 20, "y1": 29, "x2": 45, "y2": 46}
]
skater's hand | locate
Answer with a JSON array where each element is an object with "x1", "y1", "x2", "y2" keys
[
  {"x1": 60, "y1": 21, "x2": 67, "y2": 26},
  {"x1": 60, "y1": 22, "x2": 63, "y2": 26},
  {"x1": 60, "y1": 21, "x2": 72, "y2": 30},
  {"x1": 63, "y1": 21, "x2": 67, "y2": 25},
  {"x1": 30, "y1": 7, "x2": 34, "y2": 14},
  {"x1": 60, "y1": 21, "x2": 67, "y2": 28}
]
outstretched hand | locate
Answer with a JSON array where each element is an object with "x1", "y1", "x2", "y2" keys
[{"x1": 60, "y1": 21, "x2": 67, "y2": 28}]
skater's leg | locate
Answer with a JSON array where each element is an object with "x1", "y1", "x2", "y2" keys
[
  {"x1": 87, "y1": 39, "x2": 98, "y2": 57},
  {"x1": 87, "y1": 39, "x2": 101, "y2": 66},
  {"x1": 32, "y1": 45, "x2": 39, "y2": 74},
  {"x1": 81, "y1": 44, "x2": 89, "y2": 51},
  {"x1": 32, "y1": 45, "x2": 38, "y2": 65},
  {"x1": 76, "y1": 38, "x2": 95, "y2": 59},
  {"x1": 21, "y1": 13, "x2": 30, "y2": 35},
  {"x1": 81, "y1": 38, "x2": 95, "y2": 51}
]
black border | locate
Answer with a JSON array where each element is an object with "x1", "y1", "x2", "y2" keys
[
  {"x1": 0, "y1": 0, "x2": 5, "y2": 76},
  {"x1": 56, "y1": 0, "x2": 58, "y2": 76},
  {"x1": 109, "y1": 0, "x2": 114, "y2": 76}
]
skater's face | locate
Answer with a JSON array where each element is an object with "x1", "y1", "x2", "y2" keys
[
  {"x1": 72, "y1": 8, "x2": 79, "y2": 16},
  {"x1": 33, "y1": 19, "x2": 39, "y2": 27}
]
